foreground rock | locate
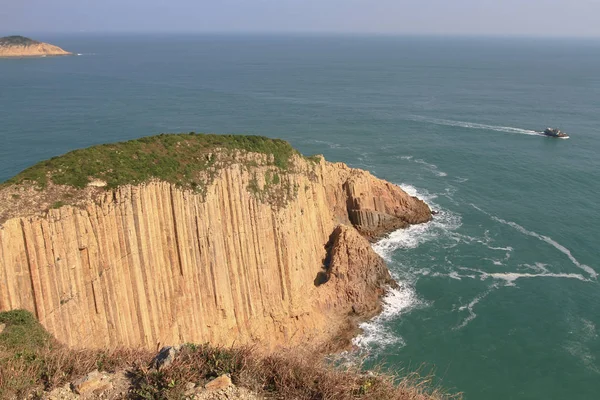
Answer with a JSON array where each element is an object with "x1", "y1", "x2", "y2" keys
[
  {"x1": 43, "y1": 370, "x2": 261, "y2": 400},
  {"x1": 0, "y1": 134, "x2": 431, "y2": 351},
  {"x1": 0, "y1": 36, "x2": 72, "y2": 58},
  {"x1": 44, "y1": 371, "x2": 131, "y2": 400}
]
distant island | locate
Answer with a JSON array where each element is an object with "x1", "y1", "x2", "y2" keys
[{"x1": 0, "y1": 36, "x2": 72, "y2": 58}]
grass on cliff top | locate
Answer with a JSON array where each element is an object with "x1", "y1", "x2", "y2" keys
[
  {"x1": 0, "y1": 36, "x2": 39, "y2": 46},
  {"x1": 0, "y1": 310, "x2": 457, "y2": 400},
  {"x1": 2, "y1": 133, "x2": 300, "y2": 190}
]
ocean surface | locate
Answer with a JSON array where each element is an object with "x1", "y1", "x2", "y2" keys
[{"x1": 1, "y1": 34, "x2": 599, "y2": 399}]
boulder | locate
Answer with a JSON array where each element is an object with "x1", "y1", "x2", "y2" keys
[
  {"x1": 71, "y1": 370, "x2": 112, "y2": 395},
  {"x1": 204, "y1": 374, "x2": 232, "y2": 391},
  {"x1": 153, "y1": 345, "x2": 181, "y2": 370}
]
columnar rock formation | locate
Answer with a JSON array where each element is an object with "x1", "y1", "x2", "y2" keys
[
  {"x1": 0, "y1": 146, "x2": 430, "y2": 350},
  {"x1": 0, "y1": 36, "x2": 72, "y2": 57}
]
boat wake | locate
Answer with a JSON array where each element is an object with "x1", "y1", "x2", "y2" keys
[{"x1": 410, "y1": 115, "x2": 542, "y2": 137}]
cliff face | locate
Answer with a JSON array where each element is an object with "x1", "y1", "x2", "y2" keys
[
  {"x1": 0, "y1": 36, "x2": 72, "y2": 57},
  {"x1": 0, "y1": 154, "x2": 430, "y2": 350}
]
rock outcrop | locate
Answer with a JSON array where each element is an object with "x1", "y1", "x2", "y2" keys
[
  {"x1": 0, "y1": 137, "x2": 430, "y2": 350},
  {"x1": 0, "y1": 36, "x2": 72, "y2": 58}
]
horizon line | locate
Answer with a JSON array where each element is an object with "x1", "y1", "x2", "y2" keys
[{"x1": 2, "y1": 31, "x2": 600, "y2": 40}]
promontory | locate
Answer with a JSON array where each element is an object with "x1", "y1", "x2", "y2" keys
[
  {"x1": 0, "y1": 133, "x2": 431, "y2": 351},
  {"x1": 0, "y1": 35, "x2": 72, "y2": 57}
]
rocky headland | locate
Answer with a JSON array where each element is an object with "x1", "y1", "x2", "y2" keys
[
  {"x1": 0, "y1": 36, "x2": 72, "y2": 58},
  {"x1": 0, "y1": 133, "x2": 431, "y2": 351}
]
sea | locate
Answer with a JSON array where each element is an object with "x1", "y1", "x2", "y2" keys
[{"x1": 1, "y1": 34, "x2": 599, "y2": 399}]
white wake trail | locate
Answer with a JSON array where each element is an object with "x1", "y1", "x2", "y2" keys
[{"x1": 411, "y1": 116, "x2": 541, "y2": 136}]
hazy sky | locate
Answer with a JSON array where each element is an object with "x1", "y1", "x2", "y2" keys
[{"x1": 2, "y1": 0, "x2": 600, "y2": 37}]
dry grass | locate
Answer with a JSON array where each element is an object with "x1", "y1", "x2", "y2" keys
[
  {"x1": 131, "y1": 345, "x2": 460, "y2": 400},
  {"x1": 0, "y1": 310, "x2": 153, "y2": 398},
  {"x1": 0, "y1": 310, "x2": 460, "y2": 399}
]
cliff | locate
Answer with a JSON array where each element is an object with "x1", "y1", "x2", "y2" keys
[
  {"x1": 0, "y1": 134, "x2": 431, "y2": 350},
  {"x1": 0, "y1": 36, "x2": 72, "y2": 58}
]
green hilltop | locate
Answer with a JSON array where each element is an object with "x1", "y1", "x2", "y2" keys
[
  {"x1": 2, "y1": 133, "x2": 304, "y2": 191},
  {"x1": 0, "y1": 36, "x2": 40, "y2": 47}
]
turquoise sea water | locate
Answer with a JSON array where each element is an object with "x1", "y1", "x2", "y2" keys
[{"x1": 1, "y1": 35, "x2": 599, "y2": 399}]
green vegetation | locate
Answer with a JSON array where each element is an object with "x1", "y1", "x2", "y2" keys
[
  {"x1": 247, "y1": 169, "x2": 298, "y2": 208},
  {"x1": 0, "y1": 36, "x2": 39, "y2": 47},
  {"x1": 51, "y1": 201, "x2": 65, "y2": 209},
  {"x1": 2, "y1": 133, "x2": 300, "y2": 191},
  {"x1": 0, "y1": 310, "x2": 52, "y2": 353}
]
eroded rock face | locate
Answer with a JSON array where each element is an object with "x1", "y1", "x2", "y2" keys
[
  {"x1": 343, "y1": 169, "x2": 432, "y2": 240},
  {"x1": 316, "y1": 225, "x2": 396, "y2": 318},
  {"x1": 0, "y1": 154, "x2": 430, "y2": 350}
]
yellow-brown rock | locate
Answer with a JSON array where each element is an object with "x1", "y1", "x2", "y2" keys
[
  {"x1": 0, "y1": 36, "x2": 72, "y2": 58},
  {"x1": 0, "y1": 151, "x2": 430, "y2": 350}
]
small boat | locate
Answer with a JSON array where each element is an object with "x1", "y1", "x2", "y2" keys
[{"x1": 542, "y1": 128, "x2": 569, "y2": 138}]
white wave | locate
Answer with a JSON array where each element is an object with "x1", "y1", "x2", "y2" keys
[
  {"x1": 448, "y1": 271, "x2": 463, "y2": 280},
  {"x1": 486, "y1": 245, "x2": 514, "y2": 252},
  {"x1": 414, "y1": 159, "x2": 448, "y2": 177},
  {"x1": 410, "y1": 115, "x2": 542, "y2": 137},
  {"x1": 564, "y1": 318, "x2": 600, "y2": 374},
  {"x1": 374, "y1": 184, "x2": 461, "y2": 261},
  {"x1": 454, "y1": 266, "x2": 590, "y2": 286},
  {"x1": 398, "y1": 156, "x2": 448, "y2": 177},
  {"x1": 492, "y1": 217, "x2": 597, "y2": 279},
  {"x1": 352, "y1": 282, "x2": 418, "y2": 349},
  {"x1": 522, "y1": 262, "x2": 549, "y2": 274},
  {"x1": 471, "y1": 204, "x2": 597, "y2": 279},
  {"x1": 455, "y1": 284, "x2": 499, "y2": 329},
  {"x1": 487, "y1": 272, "x2": 588, "y2": 286},
  {"x1": 565, "y1": 341, "x2": 600, "y2": 375}
]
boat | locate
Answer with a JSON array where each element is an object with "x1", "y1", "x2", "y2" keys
[{"x1": 542, "y1": 128, "x2": 569, "y2": 138}]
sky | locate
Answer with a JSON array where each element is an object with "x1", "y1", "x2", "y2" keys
[{"x1": 2, "y1": 0, "x2": 600, "y2": 37}]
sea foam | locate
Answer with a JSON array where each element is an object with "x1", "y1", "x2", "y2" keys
[
  {"x1": 355, "y1": 183, "x2": 458, "y2": 351},
  {"x1": 471, "y1": 204, "x2": 598, "y2": 279},
  {"x1": 373, "y1": 184, "x2": 461, "y2": 261}
]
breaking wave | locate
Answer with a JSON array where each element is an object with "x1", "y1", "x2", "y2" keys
[
  {"x1": 373, "y1": 184, "x2": 461, "y2": 261},
  {"x1": 352, "y1": 282, "x2": 418, "y2": 349},
  {"x1": 355, "y1": 183, "x2": 459, "y2": 351}
]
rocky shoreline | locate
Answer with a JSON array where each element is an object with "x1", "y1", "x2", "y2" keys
[{"x1": 0, "y1": 134, "x2": 431, "y2": 352}]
